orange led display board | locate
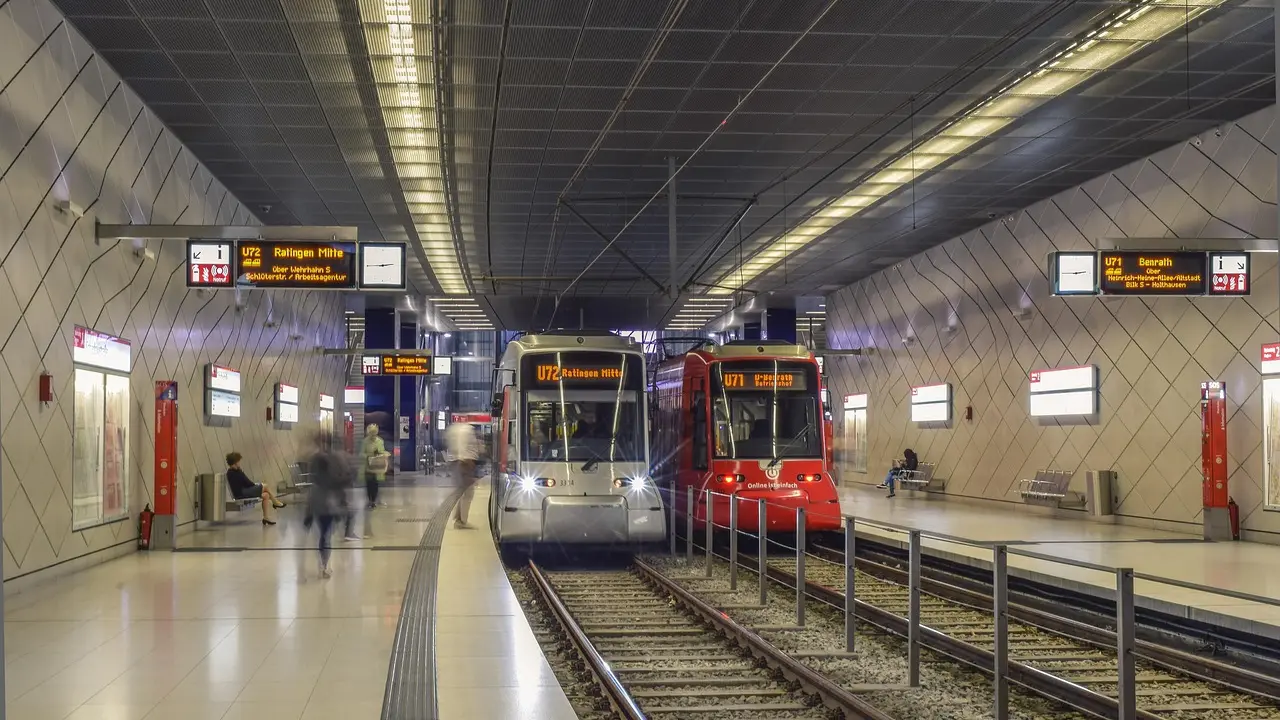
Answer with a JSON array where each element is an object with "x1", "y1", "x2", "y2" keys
[{"x1": 235, "y1": 241, "x2": 357, "y2": 289}]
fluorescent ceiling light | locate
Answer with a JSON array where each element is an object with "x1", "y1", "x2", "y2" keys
[
  {"x1": 709, "y1": 0, "x2": 1228, "y2": 295},
  {"x1": 360, "y1": 0, "x2": 468, "y2": 294}
]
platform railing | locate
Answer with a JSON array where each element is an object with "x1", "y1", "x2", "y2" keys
[{"x1": 660, "y1": 486, "x2": 1280, "y2": 720}]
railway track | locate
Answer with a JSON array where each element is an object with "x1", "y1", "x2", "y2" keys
[
  {"x1": 736, "y1": 544, "x2": 1280, "y2": 720},
  {"x1": 522, "y1": 558, "x2": 894, "y2": 719}
]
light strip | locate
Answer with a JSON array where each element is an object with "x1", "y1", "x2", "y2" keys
[
  {"x1": 360, "y1": 1, "x2": 468, "y2": 294},
  {"x1": 709, "y1": 0, "x2": 1228, "y2": 295}
]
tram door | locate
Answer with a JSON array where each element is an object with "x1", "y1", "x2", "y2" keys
[{"x1": 840, "y1": 394, "x2": 869, "y2": 482}]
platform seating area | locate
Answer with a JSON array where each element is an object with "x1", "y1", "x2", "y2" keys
[
  {"x1": 897, "y1": 462, "x2": 945, "y2": 491},
  {"x1": 1019, "y1": 469, "x2": 1085, "y2": 509}
]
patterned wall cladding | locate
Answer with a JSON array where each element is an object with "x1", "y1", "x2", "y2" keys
[
  {"x1": 0, "y1": 0, "x2": 346, "y2": 579},
  {"x1": 826, "y1": 105, "x2": 1280, "y2": 541}
]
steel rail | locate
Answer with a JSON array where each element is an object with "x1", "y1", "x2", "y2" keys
[
  {"x1": 527, "y1": 561, "x2": 646, "y2": 720},
  {"x1": 843, "y1": 547, "x2": 1280, "y2": 705},
  {"x1": 632, "y1": 558, "x2": 896, "y2": 720},
  {"x1": 733, "y1": 554, "x2": 1159, "y2": 720}
]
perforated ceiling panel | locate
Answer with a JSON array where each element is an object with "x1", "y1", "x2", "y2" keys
[{"x1": 53, "y1": 0, "x2": 1275, "y2": 328}]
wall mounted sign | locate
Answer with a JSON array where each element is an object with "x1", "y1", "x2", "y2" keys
[
  {"x1": 206, "y1": 389, "x2": 241, "y2": 418},
  {"x1": 843, "y1": 393, "x2": 868, "y2": 410},
  {"x1": 276, "y1": 383, "x2": 299, "y2": 405},
  {"x1": 206, "y1": 364, "x2": 241, "y2": 393},
  {"x1": 1028, "y1": 365, "x2": 1097, "y2": 417},
  {"x1": 319, "y1": 393, "x2": 335, "y2": 410},
  {"x1": 186, "y1": 241, "x2": 234, "y2": 288},
  {"x1": 72, "y1": 326, "x2": 131, "y2": 373},
  {"x1": 1209, "y1": 252, "x2": 1250, "y2": 295},
  {"x1": 277, "y1": 402, "x2": 300, "y2": 424},
  {"x1": 358, "y1": 242, "x2": 407, "y2": 290},
  {"x1": 235, "y1": 240, "x2": 357, "y2": 289},
  {"x1": 361, "y1": 356, "x2": 381, "y2": 375},
  {"x1": 344, "y1": 386, "x2": 365, "y2": 404},
  {"x1": 910, "y1": 383, "x2": 951, "y2": 423},
  {"x1": 1261, "y1": 343, "x2": 1280, "y2": 375}
]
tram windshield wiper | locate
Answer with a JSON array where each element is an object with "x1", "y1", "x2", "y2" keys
[
  {"x1": 581, "y1": 456, "x2": 601, "y2": 471},
  {"x1": 767, "y1": 423, "x2": 814, "y2": 468}
]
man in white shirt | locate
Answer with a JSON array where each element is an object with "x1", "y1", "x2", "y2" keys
[{"x1": 445, "y1": 421, "x2": 479, "y2": 529}]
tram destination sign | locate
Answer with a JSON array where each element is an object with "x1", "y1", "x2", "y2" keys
[
  {"x1": 1099, "y1": 251, "x2": 1206, "y2": 296},
  {"x1": 235, "y1": 240, "x2": 358, "y2": 289},
  {"x1": 721, "y1": 370, "x2": 808, "y2": 391}
]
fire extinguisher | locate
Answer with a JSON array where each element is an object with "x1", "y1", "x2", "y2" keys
[
  {"x1": 1228, "y1": 497, "x2": 1240, "y2": 541},
  {"x1": 138, "y1": 504, "x2": 154, "y2": 550}
]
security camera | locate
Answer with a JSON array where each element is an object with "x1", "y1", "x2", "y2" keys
[
  {"x1": 259, "y1": 204, "x2": 273, "y2": 214},
  {"x1": 1192, "y1": 136, "x2": 1202, "y2": 147},
  {"x1": 52, "y1": 199, "x2": 86, "y2": 219}
]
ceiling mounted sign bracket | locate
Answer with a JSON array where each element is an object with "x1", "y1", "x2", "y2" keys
[{"x1": 94, "y1": 224, "x2": 360, "y2": 242}]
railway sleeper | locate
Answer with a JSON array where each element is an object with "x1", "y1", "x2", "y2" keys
[
  {"x1": 644, "y1": 702, "x2": 816, "y2": 714},
  {"x1": 614, "y1": 664, "x2": 759, "y2": 675},
  {"x1": 607, "y1": 653, "x2": 745, "y2": 663},
  {"x1": 630, "y1": 688, "x2": 792, "y2": 699},
  {"x1": 625, "y1": 676, "x2": 772, "y2": 687}
]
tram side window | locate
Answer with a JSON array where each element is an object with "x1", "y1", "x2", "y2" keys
[{"x1": 692, "y1": 391, "x2": 707, "y2": 470}]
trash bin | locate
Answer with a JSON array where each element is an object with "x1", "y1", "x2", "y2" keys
[{"x1": 198, "y1": 472, "x2": 227, "y2": 522}]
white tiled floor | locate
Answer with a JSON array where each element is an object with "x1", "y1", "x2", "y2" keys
[
  {"x1": 4, "y1": 482, "x2": 453, "y2": 720},
  {"x1": 435, "y1": 486, "x2": 577, "y2": 720},
  {"x1": 838, "y1": 482, "x2": 1280, "y2": 637}
]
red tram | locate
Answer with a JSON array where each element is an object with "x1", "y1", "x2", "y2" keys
[{"x1": 652, "y1": 340, "x2": 843, "y2": 533}]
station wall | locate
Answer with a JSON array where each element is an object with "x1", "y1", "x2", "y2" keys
[
  {"x1": 0, "y1": 1, "x2": 347, "y2": 581},
  {"x1": 825, "y1": 105, "x2": 1280, "y2": 541}
]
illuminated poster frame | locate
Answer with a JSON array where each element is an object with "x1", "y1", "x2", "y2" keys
[
  {"x1": 910, "y1": 383, "x2": 951, "y2": 424},
  {"x1": 1028, "y1": 365, "x2": 1097, "y2": 418}
]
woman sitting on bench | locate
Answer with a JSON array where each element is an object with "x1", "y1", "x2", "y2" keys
[{"x1": 226, "y1": 452, "x2": 286, "y2": 525}]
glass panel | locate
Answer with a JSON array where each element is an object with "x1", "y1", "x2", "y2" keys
[
  {"x1": 73, "y1": 369, "x2": 105, "y2": 528},
  {"x1": 524, "y1": 394, "x2": 643, "y2": 462},
  {"x1": 1265, "y1": 379, "x2": 1280, "y2": 510},
  {"x1": 852, "y1": 408, "x2": 868, "y2": 473},
  {"x1": 102, "y1": 373, "x2": 130, "y2": 521}
]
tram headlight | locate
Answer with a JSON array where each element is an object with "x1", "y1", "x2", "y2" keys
[
  {"x1": 520, "y1": 476, "x2": 557, "y2": 490},
  {"x1": 520, "y1": 476, "x2": 537, "y2": 491},
  {"x1": 613, "y1": 476, "x2": 649, "y2": 490}
]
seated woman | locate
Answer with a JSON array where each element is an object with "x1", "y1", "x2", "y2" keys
[
  {"x1": 876, "y1": 448, "x2": 917, "y2": 498},
  {"x1": 226, "y1": 452, "x2": 286, "y2": 525}
]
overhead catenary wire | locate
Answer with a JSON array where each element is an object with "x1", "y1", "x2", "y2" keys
[
  {"x1": 684, "y1": 0, "x2": 1083, "y2": 291},
  {"x1": 545, "y1": 0, "x2": 848, "y2": 330},
  {"x1": 484, "y1": 0, "x2": 515, "y2": 295}
]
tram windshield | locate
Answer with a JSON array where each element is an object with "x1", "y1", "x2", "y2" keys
[
  {"x1": 710, "y1": 360, "x2": 821, "y2": 461},
  {"x1": 521, "y1": 352, "x2": 645, "y2": 463}
]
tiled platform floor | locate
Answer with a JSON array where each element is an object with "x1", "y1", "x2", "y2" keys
[
  {"x1": 838, "y1": 482, "x2": 1280, "y2": 637},
  {"x1": 435, "y1": 486, "x2": 577, "y2": 720},
  {"x1": 3, "y1": 481, "x2": 453, "y2": 720}
]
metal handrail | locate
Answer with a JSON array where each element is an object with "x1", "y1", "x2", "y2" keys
[{"x1": 527, "y1": 561, "x2": 646, "y2": 720}]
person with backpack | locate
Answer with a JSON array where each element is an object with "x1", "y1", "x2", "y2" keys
[{"x1": 877, "y1": 448, "x2": 917, "y2": 498}]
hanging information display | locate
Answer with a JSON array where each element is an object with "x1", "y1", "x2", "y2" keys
[
  {"x1": 235, "y1": 240, "x2": 358, "y2": 289},
  {"x1": 1099, "y1": 251, "x2": 1206, "y2": 295},
  {"x1": 1051, "y1": 250, "x2": 1251, "y2": 297}
]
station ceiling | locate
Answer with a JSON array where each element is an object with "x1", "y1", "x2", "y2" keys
[{"x1": 53, "y1": 0, "x2": 1274, "y2": 330}]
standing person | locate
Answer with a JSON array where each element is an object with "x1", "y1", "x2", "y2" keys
[
  {"x1": 445, "y1": 421, "x2": 479, "y2": 529},
  {"x1": 304, "y1": 433, "x2": 348, "y2": 578},
  {"x1": 225, "y1": 452, "x2": 285, "y2": 525},
  {"x1": 361, "y1": 424, "x2": 389, "y2": 509}
]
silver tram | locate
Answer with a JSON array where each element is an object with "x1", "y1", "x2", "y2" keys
[{"x1": 488, "y1": 331, "x2": 665, "y2": 553}]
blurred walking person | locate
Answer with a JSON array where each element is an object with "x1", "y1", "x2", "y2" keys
[
  {"x1": 304, "y1": 433, "x2": 349, "y2": 578},
  {"x1": 446, "y1": 420, "x2": 479, "y2": 529}
]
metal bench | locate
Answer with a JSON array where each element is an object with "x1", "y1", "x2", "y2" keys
[
  {"x1": 281, "y1": 462, "x2": 312, "y2": 496},
  {"x1": 897, "y1": 462, "x2": 945, "y2": 492},
  {"x1": 225, "y1": 480, "x2": 261, "y2": 512},
  {"x1": 1018, "y1": 469, "x2": 1085, "y2": 509}
]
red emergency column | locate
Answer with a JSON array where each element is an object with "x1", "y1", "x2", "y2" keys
[
  {"x1": 1200, "y1": 381, "x2": 1232, "y2": 540},
  {"x1": 152, "y1": 381, "x2": 179, "y2": 549}
]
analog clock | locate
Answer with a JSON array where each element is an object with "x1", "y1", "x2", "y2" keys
[{"x1": 360, "y1": 244, "x2": 406, "y2": 289}]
